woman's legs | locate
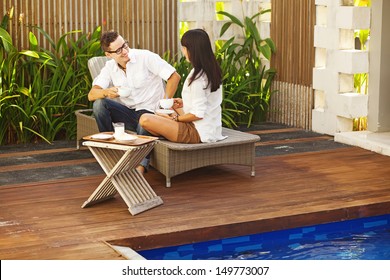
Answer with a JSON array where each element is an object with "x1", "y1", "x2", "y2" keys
[{"x1": 139, "y1": 113, "x2": 180, "y2": 142}]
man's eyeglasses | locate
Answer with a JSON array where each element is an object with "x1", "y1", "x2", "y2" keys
[{"x1": 106, "y1": 41, "x2": 129, "y2": 55}]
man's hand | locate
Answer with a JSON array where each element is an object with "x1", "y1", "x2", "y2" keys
[
  {"x1": 88, "y1": 85, "x2": 119, "y2": 101},
  {"x1": 104, "y1": 87, "x2": 120, "y2": 99}
]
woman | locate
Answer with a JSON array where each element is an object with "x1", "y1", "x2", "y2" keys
[{"x1": 139, "y1": 29, "x2": 226, "y2": 143}]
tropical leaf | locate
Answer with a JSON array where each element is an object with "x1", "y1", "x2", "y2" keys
[
  {"x1": 245, "y1": 17, "x2": 261, "y2": 42},
  {"x1": 219, "y1": 22, "x2": 233, "y2": 37},
  {"x1": 20, "y1": 50, "x2": 40, "y2": 58},
  {"x1": 259, "y1": 44, "x2": 272, "y2": 60},
  {"x1": 0, "y1": 27, "x2": 14, "y2": 52},
  {"x1": 217, "y1": 11, "x2": 244, "y2": 28},
  {"x1": 29, "y1": 32, "x2": 38, "y2": 50}
]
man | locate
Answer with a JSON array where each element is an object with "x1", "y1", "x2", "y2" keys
[{"x1": 88, "y1": 30, "x2": 181, "y2": 173}]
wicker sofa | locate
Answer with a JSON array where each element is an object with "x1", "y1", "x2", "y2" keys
[
  {"x1": 151, "y1": 128, "x2": 260, "y2": 187},
  {"x1": 76, "y1": 56, "x2": 260, "y2": 186},
  {"x1": 75, "y1": 109, "x2": 99, "y2": 149}
]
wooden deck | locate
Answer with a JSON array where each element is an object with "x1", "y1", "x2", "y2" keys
[{"x1": 1, "y1": 124, "x2": 390, "y2": 259}]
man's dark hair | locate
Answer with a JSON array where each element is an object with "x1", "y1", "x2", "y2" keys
[{"x1": 101, "y1": 30, "x2": 119, "y2": 52}]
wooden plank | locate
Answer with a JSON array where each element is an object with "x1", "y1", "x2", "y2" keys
[
  {"x1": 1, "y1": 146, "x2": 390, "y2": 259},
  {"x1": 255, "y1": 135, "x2": 332, "y2": 146}
]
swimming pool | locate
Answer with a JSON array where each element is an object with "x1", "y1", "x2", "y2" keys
[{"x1": 138, "y1": 214, "x2": 390, "y2": 260}]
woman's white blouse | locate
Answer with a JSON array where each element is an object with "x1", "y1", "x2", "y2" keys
[{"x1": 181, "y1": 69, "x2": 227, "y2": 143}]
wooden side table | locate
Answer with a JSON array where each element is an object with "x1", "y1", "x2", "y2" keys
[{"x1": 82, "y1": 137, "x2": 163, "y2": 215}]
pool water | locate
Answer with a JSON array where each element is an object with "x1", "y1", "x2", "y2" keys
[{"x1": 138, "y1": 214, "x2": 390, "y2": 260}]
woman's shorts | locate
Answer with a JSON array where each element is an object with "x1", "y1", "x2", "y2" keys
[{"x1": 177, "y1": 122, "x2": 201, "y2": 143}]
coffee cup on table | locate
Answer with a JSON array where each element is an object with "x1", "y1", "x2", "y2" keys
[{"x1": 159, "y1": 98, "x2": 174, "y2": 109}]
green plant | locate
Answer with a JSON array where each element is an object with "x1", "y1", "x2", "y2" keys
[
  {"x1": 163, "y1": 50, "x2": 191, "y2": 97},
  {"x1": 215, "y1": 9, "x2": 276, "y2": 128},
  {"x1": 0, "y1": 17, "x2": 103, "y2": 145},
  {"x1": 0, "y1": 26, "x2": 47, "y2": 144},
  {"x1": 25, "y1": 26, "x2": 103, "y2": 141}
]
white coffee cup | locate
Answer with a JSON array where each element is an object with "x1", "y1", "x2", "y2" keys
[
  {"x1": 118, "y1": 87, "x2": 131, "y2": 97},
  {"x1": 160, "y1": 98, "x2": 174, "y2": 109}
]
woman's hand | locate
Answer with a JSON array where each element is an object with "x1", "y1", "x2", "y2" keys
[
  {"x1": 156, "y1": 112, "x2": 179, "y2": 122},
  {"x1": 172, "y1": 98, "x2": 183, "y2": 109}
]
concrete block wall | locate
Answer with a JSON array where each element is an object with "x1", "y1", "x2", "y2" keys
[
  {"x1": 312, "y1": 0, "x2": 371, "y2": 135},
  {"x1": 178, "y1": 0, "x2": 271, "y2": 47}
]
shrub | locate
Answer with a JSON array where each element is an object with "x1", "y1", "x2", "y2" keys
[{"x1": 0, "y1": 19, "x2": 103, "y2": 144}]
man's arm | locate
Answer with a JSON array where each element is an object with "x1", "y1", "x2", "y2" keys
[
  {"x1": 88, "y1": 85, "x2": 119, "y2": 101},
  {"x1": 164, "y1": 72, "x2": 181, "y2": 98}
]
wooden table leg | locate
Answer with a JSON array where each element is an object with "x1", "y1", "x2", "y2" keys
[
  {"x1": 82, "y1": 176, "x2": 117, "y2": 208},
  {"x1": 111, "y1": 169, "x2": 163, "y2": 215},
  {"x1": 81, "y1": 141, "x2": 163, "y2": 215}
]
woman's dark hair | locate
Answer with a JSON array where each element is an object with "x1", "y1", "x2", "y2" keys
[
  {"x1": 101, "y1": 30, "x2": 119, "y2": 52},
  {"x1": 181, "y1": 29, "x2": 222, "y2": 92}
]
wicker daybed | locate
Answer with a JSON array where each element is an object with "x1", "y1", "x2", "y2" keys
[{"x1": 151, "y1": 128, "x2": 260, "y2": 187}]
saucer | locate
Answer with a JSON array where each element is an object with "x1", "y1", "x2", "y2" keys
[
  {"x1": 114, "y1": 133, "x2": 138, "y2": 142},
  {"x1": 91, "y1": 133, "x2": 114, "y2": 140},
  {"x1": 155, "y1": 109, "x2": 174, "y2": 114}
]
